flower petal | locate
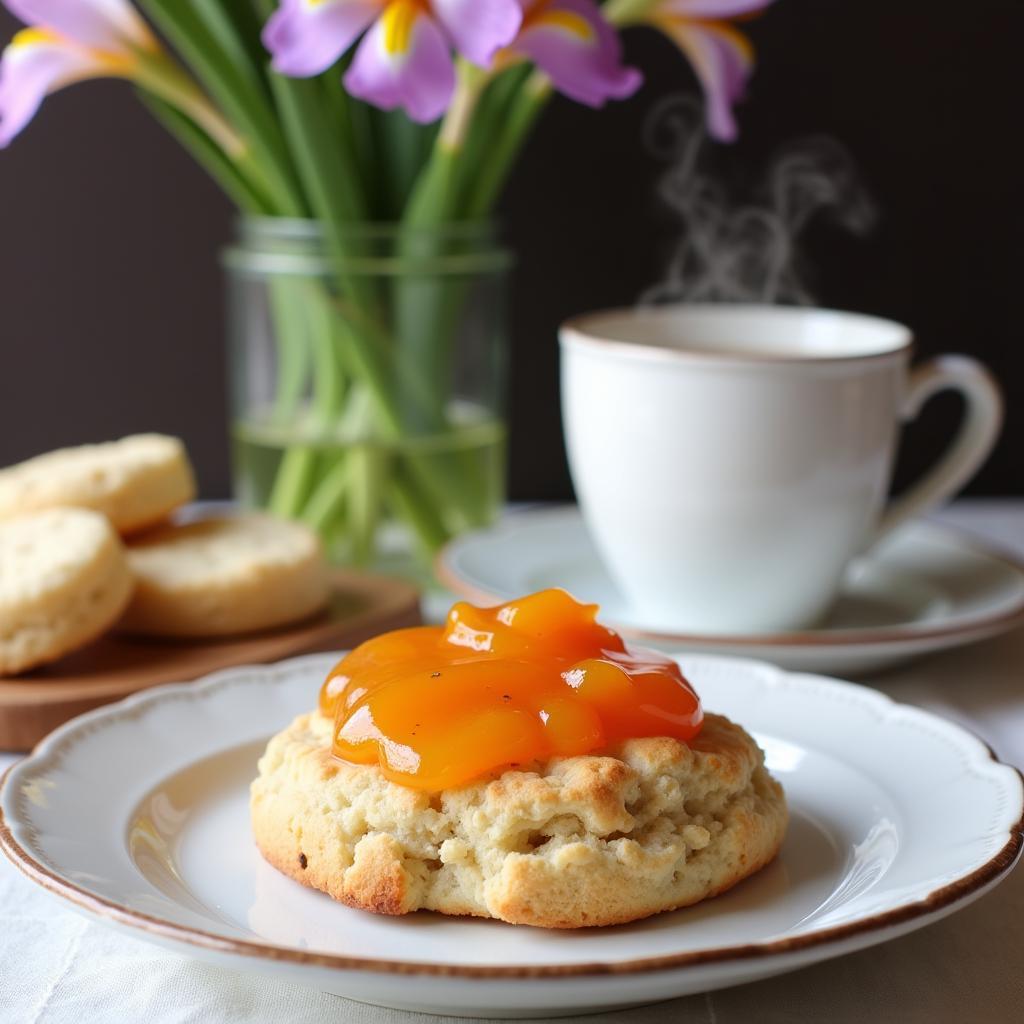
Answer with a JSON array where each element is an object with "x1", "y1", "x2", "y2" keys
[
  {"x1": 655, "y1": 19, "x2": 753, "y2": 140},
  {"x1": 343, "y1": 3, "x2": 454, "y2": 123},
  {"x1": 431, "y1": 0, "x2": 522, "y2": 67},
  {"x1": 3, "y1": 0, "x2": 153, "y2": 52},
  {"x1": 0, "y1": 29, "x2": 106, "y2": 146},
  {"x1": 515, "y1": 0, "x2": 642, "y2": 108},
  {"x1": 263, "y1": 0, "x2": 380, "y2": 77},
  {"x1": 655, "y1": 0, "x2": 774, "y2": 18}
]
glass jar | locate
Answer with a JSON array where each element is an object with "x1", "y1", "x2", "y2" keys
[{"x1": 224, "y1": 218, "x2": 512, "y2": 572}]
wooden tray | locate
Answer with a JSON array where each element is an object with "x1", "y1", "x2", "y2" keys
[{"x1": 0, "y1": 569, "x2": 421, "y2": 751}]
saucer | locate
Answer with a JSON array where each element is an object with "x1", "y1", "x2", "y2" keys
[{"x1": 436, "y1": 507, "x2": 1024, "y2": 675}]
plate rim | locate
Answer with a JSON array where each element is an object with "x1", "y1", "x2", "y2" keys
[
  {"x1": 436, "y1": 508, "x2": 1024, "y2": 650},
  {"x1": 1, "y1": 657, "x2": 1021, "y2": 981}
]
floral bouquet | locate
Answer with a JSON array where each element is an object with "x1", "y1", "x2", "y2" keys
[{"x1": 0, "y1": 0, "x2": 772, "y2": 567}]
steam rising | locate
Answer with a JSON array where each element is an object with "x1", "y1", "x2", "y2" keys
[{"x1": 641, "y1": 97, "x2": 877, "y2": 306}]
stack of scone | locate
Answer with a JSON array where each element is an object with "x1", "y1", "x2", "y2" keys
[{"x1": 0, "y1": 435, "x2": 330, "y2": 675}]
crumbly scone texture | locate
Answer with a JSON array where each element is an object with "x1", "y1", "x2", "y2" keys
[
  {"x1": 0, "y1": 508, "x2": 134, "y2": 674},
  {"x1": 0, "y1": 434, "x2": 195, "y2": 535},
  {"x1": 251, "y1": 710, "x2": 787, "y2": 928},
  {"x1": 119, "y1": 514, "x2": 329, "y2": 637}
]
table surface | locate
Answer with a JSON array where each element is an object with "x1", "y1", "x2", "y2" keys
[{"x1": 2, "y1": 499, "x2": 1022, "y2": 1024}]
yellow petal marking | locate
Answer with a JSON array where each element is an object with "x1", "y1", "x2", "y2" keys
[
  {"x1": 537, "y1": 10, "x2": 594, "y2": 41},
  {"x1": 522, "y1": 2, "x2": 596, "y2": 43},
  {"x1": 10, "y1": 25, "x2": 138, "y2": 74},
  {"x1": 656, "y1": 16, "x2": 755, "y2": 66},
  {"x1": 381, "y1": 0, "x2": 425, "y2": 56},
  {"x1": 10, "y1": 27, "x2": 61, "y2": 51}
]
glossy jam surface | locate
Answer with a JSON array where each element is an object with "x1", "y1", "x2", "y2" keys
[{"x1": 319, "y1": 589, "x2": 703, "y2": 791}]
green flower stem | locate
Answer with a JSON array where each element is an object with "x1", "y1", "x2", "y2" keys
[
  {"x1": 266, "y1": 69, "x2": 429, "y2": 433},
  {"x1": 438, "y1": 64, "x2": 489, "y2": 156},
  {"x1": 603, "y1": 0, "x2": 655, "y2": 25},
  {"x1": 388, "y1": 62, "x2": 487, "y2": 432},
  {"x1": 302, "y1": 439, "x2": 457, "y2": 560},
  {"x1": 266, "y1": 281, "x2": 349, "y2": 521},
  {"x1": 294, "y1": 302, "x2": 461, "y2": 555},
  {"x1": 253, "y1": 68, "x2": 428, "y2": 541},
  {"x1": 267, "y1": 70, "x2": 394, "y2": 354},
  {"x1": 385, "y1": 469, "x2": 451, "y2": 557},
  {"x1": 300, "y1": 455, "x2": 352, "y2": 533},
  {"x1": 137, "y1": 0, "x2": 307, "y2": 216},
  {"x1": 404, "y1": 62, "x2": 489, "y2": 227},
  {"x1": 467, "y1": 72, "x2": 552, "y2": 217},
  {"x1": 348, "y1": 446, "x2": 387, "y2": 564},
  {"x1": 267, "y1": 281, "x2": 312, "y2": 422},
  {"x1": 337, "y1": 62, "x2": 528, "y2": 544},
  {"x1": 132, "y1": 51, "x2": 280, "y2": 209},
  {"x1": 134, "y1": 53, "x2": 243, "y2": 157},
  {"x1": 265, "y1": 271, "x2": 352, "y2": 522},
  {"x1": 252, "y1": 46, "x2": 497, "y2": 553},
  {"x1": 311, "y1": 331, "x2": 346, "y2": 424},
  {"x1": 268, "y1": 446, "x2": 317, "y2": 518},
  {"x1": 456, "y1": 66, "x2": 531, "y2": 197},
  {"x1": 362, "y1": 65, "x2": 532, "y2": 541},
  {"x1": 367, "y1": 108, "x2": 439, "y2": 220},
  {"x1": 138, "y1": 90, "x2": 273, "y2": 213},
  {"x1": 244, "y1": 12, "x2": 442, "y2": 551},
  {"x1": 267, "y1": 72, "x2": 368, "y2": 225},
  {"x1": 263, "y1": 272, "x2": 493, "y2": 556},
  {"x1": 194, "y1": 0, "x2": 269, "y2": 72}
]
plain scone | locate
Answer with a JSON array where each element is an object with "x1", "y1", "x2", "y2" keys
[
  {"x1": 251, "y1": 711, "x2": 787, "y2": 928},
  {"x1": 119, "y1": 514, "x2": 330, "y2": 637},
  {"x1": 0, "y1": 434, "x2": 195, "y2": 534},
  {"x1": 0, "y1": 508, "x2": 134, "y2": 674}
]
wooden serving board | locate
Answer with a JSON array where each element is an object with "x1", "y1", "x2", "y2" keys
[{"x1": 0, "y1": 569, "x2": 421, "y2": 751}]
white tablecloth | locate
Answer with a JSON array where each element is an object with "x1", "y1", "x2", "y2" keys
[{"x1": 2, "y1": 500, "x2": 1022, "y2": 1023}]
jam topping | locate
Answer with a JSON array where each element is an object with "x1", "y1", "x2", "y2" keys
[{"x1": 319, "y1": 589, "x2": 703, "y2": 791}]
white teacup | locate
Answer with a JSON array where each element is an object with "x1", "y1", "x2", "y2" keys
[{"x1": 560, "y1": 304, "x2": 1003, "y2": 634}]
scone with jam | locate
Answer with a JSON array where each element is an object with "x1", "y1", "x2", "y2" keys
[{"x1": 251, "y1": 590, "x2": 786, "y2": 928}]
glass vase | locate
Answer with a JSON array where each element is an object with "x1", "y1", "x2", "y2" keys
[{"x1": 225, "y1": 218, "x2": 511, "y2": 574}]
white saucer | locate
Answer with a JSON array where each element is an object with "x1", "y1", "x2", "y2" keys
[
  {"x1": 2, "y1": 654, "x2": 1020, "y2": 1018},
  {"x1": 437, "y1": 507, "x2": 1024, "y2": 675}
]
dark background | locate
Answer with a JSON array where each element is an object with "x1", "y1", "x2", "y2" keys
[{"x1": 0, "y1": 0, "x2": 1020, "y2": 499}]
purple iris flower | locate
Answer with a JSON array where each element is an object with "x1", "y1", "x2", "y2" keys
[
  {"x1": 263, "y1": 0, "x2": 524, "y2": 124},
  {"x1": 0, "y1": 0, "x2": 154, "y2": 146},
  {"x1": 645, "y1": 0, "x2": 774, "y2": 140},
  {"x1": 509, "y1": 1, "x2": 643, "y2": 108}
]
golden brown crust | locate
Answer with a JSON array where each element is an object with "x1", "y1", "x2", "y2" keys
[
  {"x1": 251, "y1": 710, "x2": 787, "y2": 928},
  {"x1": 0, "y1": 435, "x2": 195, "y2": 535},
  {"x1": 0, "y1": 508, "x2": 134, "y2": 674},
  {"x1": 119, "y1": 515, "x2": 329, "y2": 638}
]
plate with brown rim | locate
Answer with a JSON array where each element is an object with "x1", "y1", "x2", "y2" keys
[
  {"x1": 1, "y1": 652, "x2": 1020, "y2": 1018},
  {"x1": 436, "y1": 507, "x2": 1024, "y2": 676}
]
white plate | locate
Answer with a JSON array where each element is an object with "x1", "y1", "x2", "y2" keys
[
  {"x1": 2, "y1": 654, "x2": 1021, "y2": 1018},
  {"x1": 437, "y1": 508, "x2": 1024, "y2": 675}
]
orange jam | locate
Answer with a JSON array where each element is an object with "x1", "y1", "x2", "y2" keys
[{"x1": 318, "y1": 589, "x2": 703, "y2": 791}]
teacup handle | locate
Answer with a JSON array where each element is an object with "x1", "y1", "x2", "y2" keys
[{"x1": 871, "y1": 355, "x2": 1003, "y2": 547}]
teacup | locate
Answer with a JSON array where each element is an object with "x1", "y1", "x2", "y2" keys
[{"x1": 559, "y1": 304, "x2": 1003, "y2": 634}]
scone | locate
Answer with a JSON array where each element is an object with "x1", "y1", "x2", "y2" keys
[
  {"x1": 251, "y1": 710, "x2": 786, "y2": 928},
  {"x1": 119, "y1": 514, "x2": 329, "y2": 637},
  {"x1": 0, "y1": 508, "x2": 134, "y2": 674},
  {"x1": 0, "y1": 434, "x2": 195, "y2": 534},
  {"x1": 251, "y1": 589, "x2": 787, "y2": 928}
]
